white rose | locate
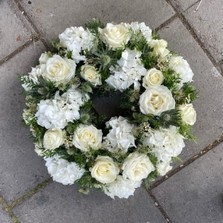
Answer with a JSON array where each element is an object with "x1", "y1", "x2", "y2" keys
[
  {"x1": 91, "y1": 156, "x2": 119, "y2": 184},
  {"x1": 122, "y1": 152, "x2": 155, "y2": 182},
  {"x1": 179, "y1": 103, "x2": 196, "y2": 125},
  {"x1": 43, "y1": 55, "x2": 76, "y2": 85},
  {"x1": 143, "y1": 68, "x2": 164, "y2": 88},
  {"x1": 169, "y1": 56, "x2": 194, "y2": 86},
  {"x1": 72, "y1": 125, "x2": 102, "y2": 152},
  {"x1": 99, "y1": 23, "x2": 130, "y2": 49},
  {"x1": 80, "y1": 65, "x2": 102, "y2": 86},
  {"x1": 43, "y1": 128, "x2": 64, "y2": 150},
  {"x1": 139, "y1": 86, "x2": 175, "y2": 116},
  {"x1": 150, "y1": 39, "x2": 170, "y2": 58},
  {"x1": 157, "y1": 162, "x2": 173, "y2": 176}
]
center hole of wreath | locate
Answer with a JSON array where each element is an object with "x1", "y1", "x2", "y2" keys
[{"x1": 92, "y1": 92, "x2": 127, "y2": 119}]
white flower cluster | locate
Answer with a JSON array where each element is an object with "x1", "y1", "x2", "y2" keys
[
  {"x1": 59, "y1": 26, "x2": 95, "y2": 63},
  {"x1": 45, "y1": 155, "x2": 85, "y2": 185},
  {"x1": 144, "y1": 125, "x2": 185, "y2": 175},
  {"x1": 104, "y1": 116, "x2": 135, "y2": 153},
  {"x1": 36, "y1": 87, "x2": 89, "y2": 129},
  {"x1": 21, "y1": 20, "x2": 197, "y2": 200},
  {"x1": 106, "y1": 49, "x2": 147, "y2": 91}
]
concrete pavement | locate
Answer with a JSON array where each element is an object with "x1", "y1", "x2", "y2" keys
[{"x1": 0, "y1": 0, "x2": 223, "y2": 222}]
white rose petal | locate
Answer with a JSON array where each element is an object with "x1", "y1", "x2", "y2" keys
[
  {"x1": 143, "y1": 68, "x2": 164, "y2": 88},
  {"x1": 91, "y1": 156, "x2": 119, "y2": 184},
  {"x1": 45, "y1": 155, "x2": 85, "y2": 185},
  {"x1": 139, "y1": 85, "x2": 175, "y2": 116},
  {"x1": 43, "y1": 128, "x2": 64, "y2": 150},
  {"x1": 179, "y1": 103, "x2": 196, "y2": 125},
  {"x1": 42, "y1": 55, "x2": 76, "y2": 85},
  {"x1": 99, "y1": 23, "x2": 130, "y2": 49},
  {"x1": 104, "y1": 176, "x2": 141, "y2": 199},
  {"x1": 157, "y1": 162, "x2": 173, "y2": 176},
  {"x1": 122, "y1": 152, "x2": 155, "y2": 182},
  {"x1": 169, "y1": 56, "x2": 194, "y2": 87},
  {"x1": 80, "y1": 64, "x2": 102, "y2": 86},
  {"x1": 144, "y1": 126, "x2": 185, "y2": 163},
  {"x1": 39, "y1": 52, "x2": 50, "y2": 64},
  {"x1": 72, "y1": 125, "x2": 103, "y2": 152}
]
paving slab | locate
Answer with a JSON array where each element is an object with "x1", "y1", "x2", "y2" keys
[
  {"x1": 14, "y1": 182, "x2": 166, "y2": 223},
  {"x1": 158, "y1": 18, "x2": 223, "y2": 161},
  {"x1": 0, "y1": 207, "x2": 12, "y2": 223},
  {"x1": 0, "y1": 41, "x2": 49, "y2": 201},
  {"x1": 182, "y1": 0, "x2": 223, "y2": 63},
  {"x1": 170, "y1": 0, "x2": 197, "y2": 11},
  {"x1": 0, "y1": 1, "x2": 33, "y2": 60},
  {"x1": 19, "y1": 0, "x2": 175, "y2": 43},
  {"x1": 152, "y1": 142, "x2": 223, "y2": 223}
]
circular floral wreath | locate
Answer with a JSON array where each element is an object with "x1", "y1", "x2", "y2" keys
[{"x1": 21, "y1": 19, "x2": 197, "y2": 199}]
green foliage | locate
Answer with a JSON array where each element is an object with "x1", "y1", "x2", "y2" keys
[
  {"x1": 179, "y1": 123, "x2": 196, "y2": 140},
  {"x1": 85, "y1": 18, "x2": 105, "y2": 34},
  {"x1": 21, "y1": 76, "x2": 58, "y2": 102},
  {"x1": 163, "y1": 69, "x2": 181, "y2": 90},
  {"x1": 143, "y1": 170, "x2": 158, "y2": 189},
  {"x1": 159, "y1": 109, "x2": 180, "y2": 128},
  {"x1": 176, "y1": 83, "x2": 198, "y2": 104}
]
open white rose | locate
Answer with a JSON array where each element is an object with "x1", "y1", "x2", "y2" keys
[
  {"x1": 80, "y1": 64, "x2": 101, "y2": 86},
  {"x1": 143, "y1": 68, "x2": 164, "y2": 88},
  {"x1": 150, "y1": 39, "x2": 169, "y2": 58},
  {"x1": 99, "y1": 23, "x2": 130, "y2": 49},
  {"x1": 169, "y1": 56, "x2": 194, "y2": 86},
  {"x1": 157, "y1": 162, "x2": 173, "y2": 176},
  {"x1": 42, "y1": 55, "x2": 76, "y2": 85},
  {"x1": 91, "y1": 156, "x2": 119, "y2": 184},
  {"x1": 139, "y1": 85, "x2": 175, "y2": 116},
  {"x1": 179, "y1": 103, "x2": 196, "y2": 125},
  {"x1": 43, "y1": 128, "x2": 64, "y2": 150},
  {"x1": 72, "y1": 125, "x2": 102, "y2": 152},
  {"x1": 122, "y1": 152, "x2": 155, "y2": 182}
]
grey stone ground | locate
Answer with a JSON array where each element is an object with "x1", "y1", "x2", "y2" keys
[{"x1": 0, "y1": 0, "x2": 223, "y2": 222}]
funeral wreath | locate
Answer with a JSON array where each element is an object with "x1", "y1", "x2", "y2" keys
[{"x1": 21, "y1": 19, "x2": 197, "y2": 199}]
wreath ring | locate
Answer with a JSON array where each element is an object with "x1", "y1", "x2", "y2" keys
[{"x1": 21, "y1": 19, "x2": 197, "y2": 199}]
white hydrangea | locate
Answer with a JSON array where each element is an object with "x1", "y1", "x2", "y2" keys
[
  {"x1": 144, "y1": 126, "x2": 185, "y2": 163},
  {"x1": 35, "y1": 87, "x2": 89, "y2": 129},
  {"x1": 21, "y1": 64, "x2": 46, "y2": 91},
  {"x1": 129, "y1": 22, "x2": 152, "y2": 43},
  {"x1": 104, "y1": 175, "x2": 141, "y2": 199},
  {"x1": 104, "y1": 116, "x2": 136, "y2": 153},
  {"x1": 59, "y1": 26, "x2": 95, "y2": 63},
  {"x1": 106, "y1": 49, "x2": 147, "y2": 91},
  {"x1": 169, "y1": 56, "x2": 194, "y2": 87},
  {"x1": 45, "y1": 155, "x2": 85, "y2": 185}
]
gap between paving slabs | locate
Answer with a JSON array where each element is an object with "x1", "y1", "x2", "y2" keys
[
  {"x1": 6, "y1": 0, "x2": 222, "y2": 222},
  {"x1": 0, "y1": 195, "x2": 20, "y2": 223}
]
